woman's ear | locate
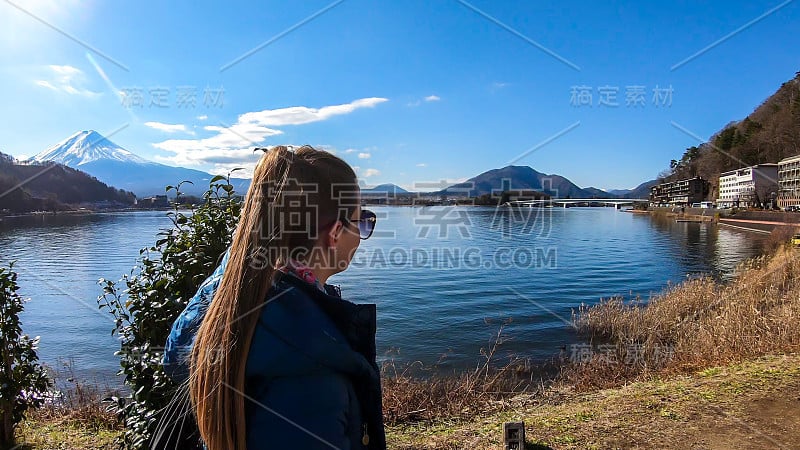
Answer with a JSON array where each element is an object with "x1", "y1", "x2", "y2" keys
[{"x1": 325, "y1": 220, "x2": 344, "y2": 247}]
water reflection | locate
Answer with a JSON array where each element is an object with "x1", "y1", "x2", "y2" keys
[
  {"x1": 636, "y1": 213, "x2": 766, "y2": 280},
  {"x1": 0, "y1": 208, "x2": 768, "y2": 383}
]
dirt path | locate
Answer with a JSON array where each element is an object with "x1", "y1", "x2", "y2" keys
[{"x1": 387, "y1": 354, "x2": 800, "y2": 449}]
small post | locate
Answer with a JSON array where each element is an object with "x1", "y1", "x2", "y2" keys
[{"x1": 504, "y1": 421, "x2": 525, "y2": 450}]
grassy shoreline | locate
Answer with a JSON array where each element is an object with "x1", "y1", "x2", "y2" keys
[
  {"x1": 387, "y1": 353, "x2": 800, "y2": 449},
  {"x1": 17, "y1": 353, "x2": 800, "y2": 449},
  {"x1": 15, "y1": 243, "x2": 800, "y2": 449}
]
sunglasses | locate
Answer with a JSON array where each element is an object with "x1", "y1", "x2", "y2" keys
[{"x1": 341, "y1": 209, "x2": 377, "y2": 240}]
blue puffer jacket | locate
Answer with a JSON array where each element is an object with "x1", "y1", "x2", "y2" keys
[{"x1": 163, "y1": 253, "x2": 386, "y2": 450}]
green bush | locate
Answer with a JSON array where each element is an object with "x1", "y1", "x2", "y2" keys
[
  {"x1": 98, "y1": 175, "x2": 242, "y2": 449},
  {"x1": 0, "y1": 261, "x2": 51, "y2": 449}
]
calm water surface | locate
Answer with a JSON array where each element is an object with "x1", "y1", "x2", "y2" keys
[{"x1": 0, "y1": 207, "x2": 766, "y2": 385}]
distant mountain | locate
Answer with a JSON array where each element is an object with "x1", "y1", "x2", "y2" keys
[
  {"x1": 28, "y1": 130, "x2": 250, "y2": 197},
  {"x1": 0, "y1": 152, "x2": 135, "y2": 213},
  {"x1": 582, "y1": 187, "x2": 615, "y2": 198},
  {"x1": 434, "y1": 165, "x2": 605, "y2": 198},
  {"x1": 608, "y1": 179, "x2": 658, "y2": 199},
  {"x1": 363, "y1": 183, "x2": 410, "y2": 196},
  {"x1": 30, "y1": 130, "x2": 150, "y2": 166}
]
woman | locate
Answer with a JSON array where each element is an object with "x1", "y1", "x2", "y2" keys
[{"x1": 182, "y1": 145, "x2": 384, "y2": 449}]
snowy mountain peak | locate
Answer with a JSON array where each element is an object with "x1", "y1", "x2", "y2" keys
[{"x1": 29, "y1": 130, "x2": 150, "y2": 166}]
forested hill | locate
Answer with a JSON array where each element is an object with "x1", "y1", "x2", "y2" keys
[
  {"x1": 0, "y1": 152, "x2": 136, "y2": 213},
  {"x1": 665, "y1": 72, "x2": 800, "y2": 197}
]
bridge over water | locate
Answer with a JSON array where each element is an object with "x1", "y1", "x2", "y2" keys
[{"x1": 507, "y1": 198, "x2": 650, "y2": 208}]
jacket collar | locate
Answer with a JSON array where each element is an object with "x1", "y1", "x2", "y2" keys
[{"x1": 273, "y1": 272, "x2": 378, "y2": 366}]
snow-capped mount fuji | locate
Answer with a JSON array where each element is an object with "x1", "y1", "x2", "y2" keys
[
  {"x1": 30, "y1": 130, "x2": 150, "y2": 166},
  {"x1": 28, "y1": 130, "x2": 250, "y2": 197}
]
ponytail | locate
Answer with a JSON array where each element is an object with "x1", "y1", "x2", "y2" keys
[{"x1": 189, "y1": 146, "x2": 358, "y2": 450}]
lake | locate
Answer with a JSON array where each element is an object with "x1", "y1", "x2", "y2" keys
[{"x1": 0, "y1": 207, "x2": 766, "y2": 386}]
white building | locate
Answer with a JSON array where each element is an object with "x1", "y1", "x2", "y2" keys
[
  {"x1": 778, "y1": 154, "x2": 800, "y2": 209},
  {"x1": 717, "y1": 164, "x2": 778, "y2": 208}
]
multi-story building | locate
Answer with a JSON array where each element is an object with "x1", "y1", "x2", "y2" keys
[
  {"x1": 135, "y1": 195, "x2": 169, "y2": 208},
  {"x1": 778, "y1": 155, "x2": 800, "y2": 209},
  {"x1": 650, "y1": 176, "x2": 710, "y2": 206},
  {"x1": 717, "y1": 164, "x2": 778, "y2": 208}
]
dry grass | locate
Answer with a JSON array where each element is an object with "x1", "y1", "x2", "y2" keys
[
  {"x1": 381, "y1": 326, "x2": 553, "y2": 426},
  {"x1": 17, "y1": 361, "x2": 121, "y2": 449},
  {"x1": 34, "y1": 361, "x2": 121, "y2": 430},
  {"x1": 379, "y1": 244, "x2": 800, "y2": 426},
  {"x1": 27, "y1": 383, "x2": 120, "y2": 432},
  {"x1": 569, "y1": 245, "x2": 800, "y2": 389},
  {"x1": 763, "y1": 225, "x2": 798, "y2": 252},
  {"x1": 387, "y1": 353, "x2": 800, "y2": 449}
]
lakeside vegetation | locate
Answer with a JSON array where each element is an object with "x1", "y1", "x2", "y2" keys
[
  {"x1": 7, "y1": 228, "x2": 800, "y2": 448},
  {"x1": 387, "y1": 353, "x2": 800, "y2": 449},
  {"x1": 2, "y1": 170, "x2": 798, "y2": 448},
  {"x1": 16, "y1": 353, "x2": 800, "y2": 449}
]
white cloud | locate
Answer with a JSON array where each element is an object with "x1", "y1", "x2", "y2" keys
[
  {"x1": 35, "y1": 80, "x2": 56, "y2": 90},
  {"x1": 358, "y1": 152, "x2": 371, "y2": 159},
  {"x1": 153, "y1": 123, "x2": 283, "y2": 167},
  {"x1": 144, "y1": 122, "x2": 189, "y2": 133},
  {"x1": 153, "y1": 147, "x2": 265, "y2": 177},
  {"x1": 204, "y1": 158, "x2": 262, "y2": 179},
  {"x1": 362, "y1": 168, "x2": 380, "y2": 178},
  {"x1": 408, "y1": 94, "x2": 440, "y2": 107},
  {"x1": 196, "y1": 115, "x2": 208, "y2": 121},
  {"x1": 416, "y1": 163, "x2": 427, "y2": 167},
  {"x1": 151, "y1": 97, "x2": 388, "y2": 170},
  {"x1": 50, "y1": 65, "x2": 80, "y2": 76},
  {"x1": 34, "y1": 65, "x2": 100, "y2": 97},
  {"x1": 344, "y1": 148, "x2": 357, "y2": 154},
  {"x1": 237, "y1": 97, "x2": 387, "y2": 126},
  {"x1": 490, "y1": 81, "x2": 510, "y2": 92}
]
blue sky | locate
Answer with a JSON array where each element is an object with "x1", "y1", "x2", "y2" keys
[{"x1": 1, "y1": 0, "x2": 798, "y2": 191}]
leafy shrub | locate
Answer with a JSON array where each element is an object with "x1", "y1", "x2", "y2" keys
[
  {"x1": 98, "y1": 175, "x2": 241, "y2": 449},
  {"x1": 0, "y1": 261, "x2": 51, "y2": 448}
]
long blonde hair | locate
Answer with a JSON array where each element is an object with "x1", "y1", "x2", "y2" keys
[{"x1": 189, "y1": 146, "x2": 358, "y2": 450}]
